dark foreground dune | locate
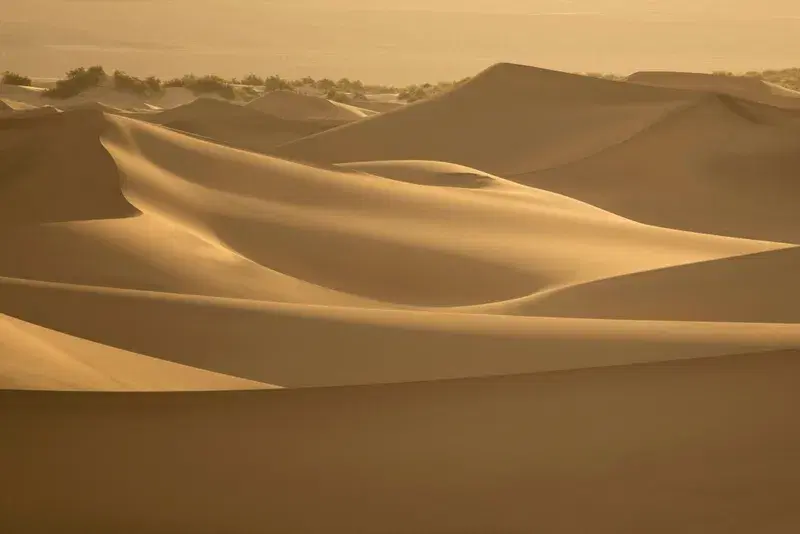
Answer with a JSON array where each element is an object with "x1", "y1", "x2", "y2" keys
[{"x1": 2, "y1": 349, "x2": 799, "y2": 534}]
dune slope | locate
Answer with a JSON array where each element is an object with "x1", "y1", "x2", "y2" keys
[
  {"x1": 520, "y1": 93, "x2": 800, "y2": 242},
  {"x1": 2, "y1": 349, "x2": 799, "y2": 533},
  {"x1": 628, "y1": 71, "x2": 800, "y2": 108},
  {"x1": 274, "y1": 63, "x2": 697, "y2": 173},
  {"x1": 139, "y1": 97, "x2": 345, "y2": 153},
  {"x1": 246, "y1": 90, "x2": 365, "y2": 121},
  {"x1": 0, "y1": 314, "x2": 271, "y2": 391}
]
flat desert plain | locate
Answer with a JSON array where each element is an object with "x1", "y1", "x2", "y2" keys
[{"x1": 1, "y1": 63, "x2": 799, "y2": 533}]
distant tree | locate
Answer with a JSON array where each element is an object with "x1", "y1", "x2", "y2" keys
[
  {"x1": 326, "y1": 89, "x2": 350, "y2": 103},
  {"x1": 263, "y1": 75, "x2": 292, "y2": 92},
  {"x1": 112, "y1": 70, "x2": 152, "y2": 95},
  {"x1": 43, "y1": 65, "x2": 106, "y2": 98},
  {"x1": 397, "y1": 84, "x2": 428, "y2": 103},
  {"x1": 144, "y1": 76, "x2": 162, "y2": 93},
  {"x1": 189, "y1": 74, "x2": 236, "y2": 99},
  {"x1": 316, "y1": 78, "x2": 336, "y2": 91},
  {"x1": 1, "y1": 71, "x2": 32, "y2": 86}
]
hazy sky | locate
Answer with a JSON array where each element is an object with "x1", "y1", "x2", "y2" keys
[{"x1": 2, "y1": 1, "x2": 798, "y2": 83}]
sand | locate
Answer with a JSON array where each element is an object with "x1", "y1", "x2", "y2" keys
[
  {"x1": 138, "y1": 97, "x2": 347, "y2": 153},
  {"x1": 628, "y1": 71, "x2": 800, "y2": 108},
  {"x1": 1, "y1": 61, "x2": 798, "y2": 532},
  {"x1": 246, "y1": 90, "x2": 367, "y2": 121}
]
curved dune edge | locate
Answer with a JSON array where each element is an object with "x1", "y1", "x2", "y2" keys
[
  {"x1": 1, "y1": 276, "x2": 799, "y2": 387},
  {"x1": 464, "y1": 246, "x2": 800, "y2": 322},
  {"x1": 1, "y1": 348, "x2": 799, "y2": 533},
  {"x1": 0, "y1": 314, "x2": 274, "y2": 391},
  {"x1": 246, "y1": 90, "x2": 365, "y2": 121},
  {"x1": 274, "y1": 64, "x2": 800, "y2": 243}
]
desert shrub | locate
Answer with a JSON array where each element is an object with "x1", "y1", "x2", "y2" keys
[
  {"x1": 325, "y1": 89, "x2": 350, "y2": 103},
  {"x1": 113, "y1": 70, "x2": 146, "y2": 94},
  {"x1": 336, "y1": 78, "x2": 365, "y2": 93},
  {"x1": 364, "y1": 84, "x2": 398, "y2": 94},
  {"x1": 315, "y1": 78, "x2": 336, "y2": 92},
  {"x1": 264, "y1": 75, "x2": 292, "y2": 92},
  {"x1": 240, "y1": 73, "x2": 265, "y2": 86},
  {"x1": 112, "y1": 71, "x2": 162, "y2": 95},
  {"x1": 43, "y1": 65, "x2": 106, "y2": 98},
  {"x1": 186, "y1": 75, "x2": 235, "y2": 99},
  {"x1": 397, "y1": 85, "x2": 428, "y2": 103},
  {"x1": 2, "y1": 71, "x2": 32, "y2": 86},
  {"x1": 163, "y1": 77, "x2": 185, "y2": 88}
]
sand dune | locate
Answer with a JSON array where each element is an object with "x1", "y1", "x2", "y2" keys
[
  {"x1": 481, "y1": 246, "x2": 800, "y2": 322},
  {"x1": 2, "y1": 349, "x2": 799, "y2": 533},
  {"x1": 628, "y1": 71, "x2": 800, "y2": 108},
  {"x1": 247, "y1": 89, "x2": 382, "y2": 121},
  {"x1": 2, "y1": 60, "x2": 798, "y2": 532},
  {"x1": 0, "y1": 314, "x2": 271, "y2": 391},
  {"x1": 2, "y1": 275, "x2": 798, "y2": 387},
  {"x1": 139, "y1": 97, "x2": 346, "y2": 153},
  {"x1": 0, "y1": 110, "x2": 137, "y2": 225},
  {"x1": 274, "y1": 65, "x2": 800, "y2": 243},
  {"x1": 521, "y1": 92, "x2": 800, "y2": 242},
  {"x1": 275, "y1": 63, "x2": 698, "y2": 173}
]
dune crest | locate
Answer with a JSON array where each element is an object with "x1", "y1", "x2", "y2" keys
[
  {"x1": 2, "y1": 60, "x2": 798, "y2": 533},
  {"x1": 246, "y1": 90, "x2": 365, "y2": 121}
]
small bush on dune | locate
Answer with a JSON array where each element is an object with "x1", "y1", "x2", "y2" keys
[
  {"x1": 113, "y1": 70, "x2": 161, "y2": 95},
  {"x1": 263, "y1": 75, "x2": 292, "y2": 92},
  {"x1": 163, "y1": 77, "x2": 186, "y2": 88},
  {"x1": 397, "y1": 85, "x2": 428, "y2": 103},
  {"x1": 185, "y1": 75, "x2": 235, "y2": 99},
  {"x1": 240, "y1": 73, "x2": 265, "y2": 86},
  {"x1": 43, "y1": 65, "x2": 106, "y2": 99},
  {"x1": 325, "y1": 89, "x2": 351, "y2": 103},
  {"x1": 2, "y1": 71, "x2": 32, "y2": 86}
]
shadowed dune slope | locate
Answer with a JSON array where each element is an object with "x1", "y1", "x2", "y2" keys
[
  {"x1": 628, "y1": 71, "x2": 800, "y2": 108},
  {"x1": 0, "y1": 314, "x2": 271, "y2": 391},
  {"x1": 2, "y1": 349, "x2": 799, "y2": 533},
  {"x1": 246, "y1": 90, "x2": 365, "y2": 121},
  {"x1": 274, "y1": 63, "x2": 699, "y2": 173},
  {"x1": 100, "y1": 113, "x2": 782, "y2": 307},
  {"x1": 1, "y1": 276, "x2": 798, "y2": 387},
  {"x1": 480, "y1": 246, "x2": 800, "y2": 322},
  {"x1": 138, "y1": 97, "x2": 345, "y2": 153},
  {"x1": 0, "y1": 110, "x2": 138, "y2": 225},
  {"x1": 520, "y1": 93, "x2": 800, "y2": 243}
]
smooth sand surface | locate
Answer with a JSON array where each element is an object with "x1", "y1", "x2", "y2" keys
[
  {"x1": 138, "y1": 97, "x2": 346, "y2": 153},
  {"x1": 1, "y1": 61, "x2": 798, "y2": 532},
  {"x1": 246, "y1": 90, "x2": 366, "y2": 121},
  {"x1": 2, "y1": 349, "x2": 799, "y2": 533},
  {"x1": 628, "y1": 71, "x2": 800, "y2": 108},
  {"x1": 277, "y1": 64, "x2": 800, "y2": 242}
]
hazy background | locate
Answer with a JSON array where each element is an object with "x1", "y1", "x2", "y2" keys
[{"x1": 2, "y1": 0, "x2": 798, "y2": 84}]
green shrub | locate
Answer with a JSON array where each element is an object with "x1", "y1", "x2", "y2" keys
[
  {"x1": 43, "y1": 65, "x2": 106, "y2": 99},
  {"x1": 187, "y1": 75, "x2": 235, "y2": 99},
  {"x1": 2, "y1": 71, "x2": 32, "y2": 86},
  {"x1": 264, "y1": 75, "x2": 292, "y2": 92},
  {"x1": 325, "y1": 89, "x2": 350, "y2": 103}
]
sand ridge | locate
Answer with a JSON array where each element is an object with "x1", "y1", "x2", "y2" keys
[
  {"x1": 1, "y1": 60, "x2": 799, "y2": 533},
  {"x1": 246, "y1": 89, "x2": 366, "y2": 121}
]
